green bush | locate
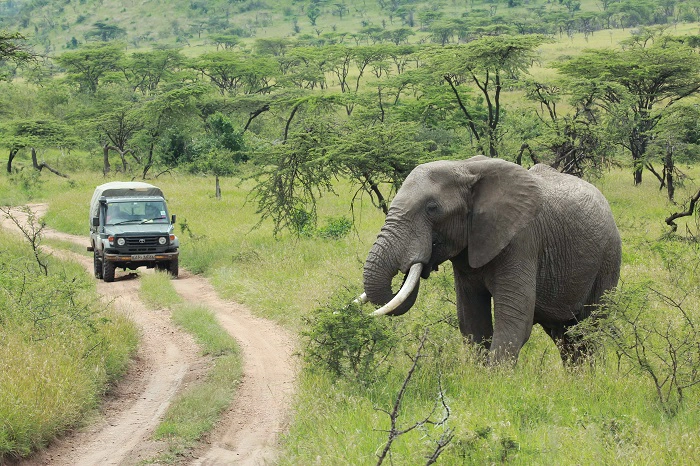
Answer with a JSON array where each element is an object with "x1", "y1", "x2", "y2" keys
[
  {"x1": 317, "y1": 215, "x2": 352, "y2": 239},
  {"x1": 301, "y1": 289, "x2": 398, "y2": 381}
]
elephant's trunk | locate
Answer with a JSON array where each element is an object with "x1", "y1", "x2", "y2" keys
[
  {"x1": 363, "y1": 233, "x2": 422, "y2": 316},
  {"x1": 371, "y1": 263, "x2": 422, "y2": 316}
]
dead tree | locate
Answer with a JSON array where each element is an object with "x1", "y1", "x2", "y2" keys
[
  {"x1": 665, "y1": 187, "x2": 700, "y2": 233},
  {"x1": 375, "y1": 329, "x2": 454, "y2": 466},
  {"x1": 31, "y1": 148, "x2": 69, "y2": 178}
]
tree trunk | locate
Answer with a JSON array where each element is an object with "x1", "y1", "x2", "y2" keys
[
  {"x1": 633, "y1": 155, "x2": 643, "y2": 185},
  {"x1": 119, "y1": 150, "x2": 128, "y2": 172},
  {"x1": 103, "y1": 144, "x2": 111, "y2": 175},
  {"x1": 31, "y1": 147, "x2": 69, "y2": 178},
  {"x1": 630, "y1": 126, "x2": 649, "y2": 185},
  {"x1": 142, "y1": 143, "x2": 154, "y2": 180},
  {"x1": 215, "y1": 175, "x2": 221, "y2": 200},
  {"x1": 665, "y1": 143, "x2": 675, "y2": 202},
  {"x1": 7, "y1": 148, "x2": 19, "y2": 173}
]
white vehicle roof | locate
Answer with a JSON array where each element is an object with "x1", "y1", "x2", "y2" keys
[{"x1": 90, "y1": 181, "x2": 165, "y2": 220}]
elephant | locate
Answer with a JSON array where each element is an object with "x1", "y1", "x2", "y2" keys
[{"x1": 359, "y1": 156, "x2": 621, "y2": 363}]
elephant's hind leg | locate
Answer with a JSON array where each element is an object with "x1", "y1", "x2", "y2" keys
[{"x1": 540, "y1": 321, "x2": 590, "y2": 365}]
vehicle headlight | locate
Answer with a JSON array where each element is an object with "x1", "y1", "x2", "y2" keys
[
  {"x1": 117, "y1": 237, "x2": 126, "y2": 246},
  {"x1": 158, "y1": 236, "x2": 167, "y2": 245}
]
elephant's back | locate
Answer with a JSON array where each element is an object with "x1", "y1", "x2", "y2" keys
[{"x1": 530, "y1": 168, "x2": 617, "y2": 230}]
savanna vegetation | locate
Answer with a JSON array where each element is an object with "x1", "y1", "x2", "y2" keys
[
  {"x1": 0, "y1": 207, "x2": 138, "y2": 458},
  {"x1": 3, "y1": 0, "x2": 700, "y2": 463}
]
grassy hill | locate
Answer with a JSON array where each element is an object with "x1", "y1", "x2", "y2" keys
[{"x1": 2, "y1": 0, "x2": 685, "y2": 55}]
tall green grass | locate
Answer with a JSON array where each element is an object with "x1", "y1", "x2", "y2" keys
[
  {"x1": 5, "y1": 152, "x2": 700, "y2": 464},
  {"x1": 279, "y1": 168, "x2": 700, "y2": 465},
  {"x1": 0, "y1": 229, "x2": 138, "y2": 459}
]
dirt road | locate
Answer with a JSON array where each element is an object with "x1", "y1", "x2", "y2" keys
[{"x1": 2, "y1": 205, "x2": 297, "y2": 465}]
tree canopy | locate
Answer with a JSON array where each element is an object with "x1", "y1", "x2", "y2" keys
[{"x1": 557, "y1": 36, "x2": 700, "y2": 184}]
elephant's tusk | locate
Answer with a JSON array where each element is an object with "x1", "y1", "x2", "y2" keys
[
  {"x1": 371, "y1": 263, "x2": 423, "y2": 316},
  {"x1": 354, "y1": 293, "x2": 368, "y2": 305}
]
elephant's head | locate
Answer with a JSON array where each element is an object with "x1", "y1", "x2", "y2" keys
[{"x1": 362, "y1": 156, "x2": 542, "y2": 316}]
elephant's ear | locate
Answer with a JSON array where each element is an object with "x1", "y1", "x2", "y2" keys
[{"x1": 464, "y1": 157, "x2": 543, "y2": 269}]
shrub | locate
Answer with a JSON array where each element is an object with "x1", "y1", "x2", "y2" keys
[
  {"x1": 574, "y1": 280, "x2": 700, "y2": 415},
  {"x1": 301, "y1": 289, "x2": 397, "y2": 381},
  {"x1": 317, "y1": 215, "x2": 352, "y2": 239}
]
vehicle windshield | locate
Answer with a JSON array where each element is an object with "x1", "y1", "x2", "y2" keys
[{"x1": 105, "y1": 200, "x2": 168, "y2": 225}]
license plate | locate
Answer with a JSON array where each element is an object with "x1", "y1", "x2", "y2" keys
[{"x1": 131, "y1": 254, "x2": 155, "y2": 260}]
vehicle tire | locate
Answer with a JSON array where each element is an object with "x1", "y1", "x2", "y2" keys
[
  {"x1": 94, "y1": 251, "x2": 103, "y2": 279},
  {"x1": 103, "y1": 260, "x2": 116, "y2": 282},
  {"x1": 168, "y1": 257, "x2": 179, "y2": 278}
]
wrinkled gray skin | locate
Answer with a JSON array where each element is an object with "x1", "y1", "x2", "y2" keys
[{"x1": 363, "y1": 156, "x2": 622, "y2": 363}]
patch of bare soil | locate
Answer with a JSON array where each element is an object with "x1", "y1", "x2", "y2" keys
[{"x1": 2, "y1": 204, "x2": 297, "y2": 465}]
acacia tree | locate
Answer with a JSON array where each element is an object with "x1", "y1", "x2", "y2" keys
[
  {"x1": 556, "y1": 36, "x2": 700, "y2": 184},
  {"x1": 1, "y1": 118, "x2": 76, "y2": 175},
  {"x1": 251, "y1": 92, "x2": 437, "y2": 234},
  {"x1": 327, "y1": 120, "x2": 436, "y2": 215},
  {"x1": 189, "y1": 51, "x2": 278, "y2": 96},
  {"x1": 134, "y1": 83, "x2": 208, "y2": 179},
  {"x1": 84, "y1": 22, "x2": 127, "y2": 42},
  {"x1": 120, "y1": 48, "x2": 184, "y2": 95},
  {"x1": 429, "y1": 34, "x2": 550, "y2": 158},
  {"x1": 0, "y1": 31, "x2": 37, "y2": 80},
  {"x1": 324, "y1": 45, "x2": 388, "y2": 115},
  {"x1": 189, "y1": 112, "x2": 246, "y2": 199},
  {"x1": 522, "y1": 79, "x2": 612, "y2": 177},
  {"x1": 90, "y1": 86, "x2": 143, "y2": 174},
  {"x1": 54, "y1": 43, "x2": 125, "y2": 93},
  {"x1": 646, "y1": 104, "x2": 700, "y2": 201}
]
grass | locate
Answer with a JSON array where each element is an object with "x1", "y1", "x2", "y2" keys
[
  {"x1": 278, "y1": 166, "x2": 700, "y2": 465},
  {"x1": 138, "y1": 271, "x2": 243, "y2": 462},
  {"x1": 0, "y1": 228, "x2": 138, "y2": 459},
  {"x1": 5, "y1": 160, "x2": 700, "y2": 463}
]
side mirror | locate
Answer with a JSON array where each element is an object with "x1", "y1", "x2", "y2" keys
[
  {"x1": 92, "y1": 217, "x2": 100, "y2": 227},
  {"x1": 171, "y1": 214, "x2": 176, "y2": 224}
]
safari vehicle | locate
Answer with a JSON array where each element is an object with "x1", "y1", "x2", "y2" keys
[{"x1": 88, "y1": 181, "x2": 179, "y2": 282}]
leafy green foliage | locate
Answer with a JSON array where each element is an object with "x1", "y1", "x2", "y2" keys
[
  {"x1": 317, "y1": 215, "x2": 352, "y2": 239},
  {"x1": 556, "y1": 35, "x2": 700, "y2": 183},
  {"x1": 0, "y1": 31, "x2": 35, "y2": 80},
  {"x1": 301, "y1": 290, "x2": 398, "y2": 381},
  {"x1": 54, "y1": 42, "x2": 125, "y2": 93},
  {"x1": 428, "y1": 34, "x2": 552, "y2": 157}
]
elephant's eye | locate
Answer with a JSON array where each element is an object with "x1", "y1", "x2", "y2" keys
[{"x1": 426, "y1": 201, "x2": 440, "y2": 216}]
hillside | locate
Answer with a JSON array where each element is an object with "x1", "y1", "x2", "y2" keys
[{"x1": 1, "y1": 0, "x2": 685, "y2": 55}]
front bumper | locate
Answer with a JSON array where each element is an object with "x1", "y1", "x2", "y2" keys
[{"x1": 104, "y1": 251, "x2": 179, "y2": 266}]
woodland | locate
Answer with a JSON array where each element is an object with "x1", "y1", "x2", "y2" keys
[{"x1": 3, "y1": 0, "x2": 700, "y2": 464}]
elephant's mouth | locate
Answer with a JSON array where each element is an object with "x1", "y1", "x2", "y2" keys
[{"x1": 423, "y1": 240, "x2": 447, "y2": 279}]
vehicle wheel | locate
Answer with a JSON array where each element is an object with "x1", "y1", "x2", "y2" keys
[
  {"x1": 94, "y1": 251, "x2": 103, "y2": 279},
  {"x1": 168, "y1": 257, "x2": 179, "y2": 278},
  {"x1": 103, "y1": 260, "x2": 116, "y2": 282}
]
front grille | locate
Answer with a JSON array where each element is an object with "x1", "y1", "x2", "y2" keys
[{"x1": 124, "y1": 236, "x2": 162, "y2": 252}]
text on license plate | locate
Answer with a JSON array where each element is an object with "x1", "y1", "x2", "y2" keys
[{"x1": 131, "y1": 254, "x2": 156, "y2": 260}]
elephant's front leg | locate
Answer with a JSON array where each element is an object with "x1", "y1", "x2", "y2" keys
[
  {"x1": 488, "y1": 265, "x2": 537, "y2": 363},
  {"x1": 454, "y1": 270, "x2": 493, "y2": 349}
]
